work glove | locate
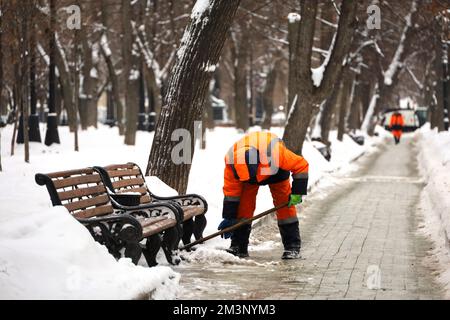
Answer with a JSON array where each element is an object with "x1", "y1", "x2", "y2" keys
[
  {"x1": 218, "y1": 218, "x2": 237, "y2": 239},
  {"x1": 288, "y1": 194, "x2": 302, "y2": 207}
]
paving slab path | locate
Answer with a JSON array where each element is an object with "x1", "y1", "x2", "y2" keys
[{"x1": 176, "y1": 137, "x2": 444, "y2": 299}]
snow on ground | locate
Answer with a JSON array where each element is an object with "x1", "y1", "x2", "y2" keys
[
  {"x1": 415, "y1": 125, "x2": 450, "y2": 297},
  {"x1": 0, "y1": 123, "x2": 383, "y2": 299}
]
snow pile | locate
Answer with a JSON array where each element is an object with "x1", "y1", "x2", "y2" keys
[
  {"x1": 0, "y1": 127, "x2": 182, "y2": 300},
  {"x1": 0, "y1": 205, "x2": 180, "y2": 299},
  {"x1": 416, "y1": 125, "x2": 450, "y2": 296}
]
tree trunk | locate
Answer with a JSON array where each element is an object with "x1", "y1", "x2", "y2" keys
[
  {"x1": 283, "y1": 0, "x2": 318, "y2": 154},
  {"x1": 287, "y1": 13, "x2": 300, "y2": 116},
  {"x1": 204, "y1": 77, "x2": 216, "y2": 131},
  {"x1": 123, "y1": 0, "x2": 139, "y2": 145},
  {"x1": 144, "y1": 65, "x2": 162, "y2": 130},
  {"x1": 233, "y1": 26, "x2": 249, "y2": 131},
  {"x1": 138, "y1": 66, "x2": 147, "y2": 131},
  {"x1": 337, "y1": 69, "x2": 353, "y2": 141},
  {"x1": 44, "y1": 0, "x2": 60, "y2": 145},
  {"x1": 347, "y1": 79, "x2": 362, "y2": 131},
  {"x1": 262, "y1": 60, "x2": 280, "y2": 130},
  {"x1": 101, "y1": 0, "x2": 124, "y2": 135},
  {"x1": 320, "y1": 76, "x2": 341, "y2": 144},
  {"x1": 283, "y1": 0, "x2": 357, "y2": 154},
  {"x1": 29, "y1": 23, "x2": 41, "y2": 142},
  {"x1": 79, "y1": 29, "x2": 98, "y2": 130},
  {"x1": 146, "y1": 0, "x2": 241, "y2": 194},
  {"x1": 21, "y1": 8, "x2": 29, "y2": 162},
  {"x1": 435, "y1": 48, "x2": 446, "y2": 132},
  {"x1": 73, "y1": 30, "x2": 80, "y2": 152}
]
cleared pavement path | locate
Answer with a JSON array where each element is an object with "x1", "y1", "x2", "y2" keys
[{"x1": 176, "y1": 137, "x2": 443, "y2": 299}]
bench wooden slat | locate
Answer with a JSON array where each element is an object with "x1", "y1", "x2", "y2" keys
[
  {"x1": 64, "y1": 194, "x2": 110, "y2": 212},
  {"x1": 116, "y1": 187, "x2": 147, "y2": 195},
  {"x1": 47, "y1": 168, "x2": 95, "y2": 179},
  {"x1": 54, "y1": 174, "x2": 101, "y2": 189},
  {"x1": 142, "y1": 219, "x2": 177, "y2": 237},
  {"x1": 58, "y1": 185, "x2": 106, "y2": 201},
  {"x1": 107, "y1": 168, "x2": 141, "y2": 178},
  {"x1": 72, "y1": 204, "x2": 114, "y2": 219},
  {"x1": 112, "y1": 178, "x2": 145, "y2": 189},
  {"x1": 183, "y1": 206, "x2": 205, "y2": 221},
  {"x1": 140, "y1": 194, "x2": 152, "y2": 204},
  {"x1": 138, "y1": 215, "x2": 169, "y2": 227},
  {"x1": 104, "y1": 164, "x2": 135, "y2": 170}
]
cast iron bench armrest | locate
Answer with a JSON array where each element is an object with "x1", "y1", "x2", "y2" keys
[
  {"x1": 151, "y1": 193, "x2": 208, "y2": 213},
  {"x1": 109, "y1": 197, "x2": 184, "y2": 224},
  {"x1": 77, "y1": 213, "x2": 144, "y2": 243},
  {"x1": 77, "y1": 212, "x2": 142, "y2": 228}
]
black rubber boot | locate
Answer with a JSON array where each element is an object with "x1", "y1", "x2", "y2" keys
[
  {"x1": 226, "y1": 224, "x2": 251, "y2": 258},
  {"x1": 278, "y1": 221, "x2": 301, "y2": 259}
]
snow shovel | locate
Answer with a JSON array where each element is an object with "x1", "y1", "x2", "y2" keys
[{"x1": 180, "y1": 202, "x2": 289, "y2": 251}]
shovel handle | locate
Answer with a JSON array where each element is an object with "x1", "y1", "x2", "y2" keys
[{"x1": 180, "y1": 202, "x2": 289, "y2": 251}]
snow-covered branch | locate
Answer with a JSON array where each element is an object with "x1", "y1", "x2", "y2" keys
[
  {"x1": 383, "y1": 0, "x2": 417, "y2": 86},
  {"x1": 405, "y1": 66, "x2": 423, "y2": 90}
]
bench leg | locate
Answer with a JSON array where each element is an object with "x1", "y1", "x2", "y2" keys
[
  {"x1": 142, "y1": 235, "x2": 161, "y2": 267},
  {"x1": 124, "y1": 242, "x2": 142, "y2": 265},
  {"x1": 161, "y1": 227, "x2": 181, "y2": 265},
  {"x1": 193, "y1": 214, "x2": 207, "y2": 240},
  {"x1": 182, "y1": 218, "x2": 194, "y2": 245}
]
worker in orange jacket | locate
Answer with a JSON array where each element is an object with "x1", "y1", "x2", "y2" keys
[
  {"x1": 389, "y1": 112, "x2": 404, "y2": 144},
  {"x1": 218, "y1": 131, "x2": 309, "y2": 259}
]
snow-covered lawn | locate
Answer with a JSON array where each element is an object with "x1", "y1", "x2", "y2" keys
[
  {"x1": 416, "y1": 125, "x2": 450, "y2": 297},
  {"x1": 0, "y1": 124, "x2": 382, "y2": 299}
]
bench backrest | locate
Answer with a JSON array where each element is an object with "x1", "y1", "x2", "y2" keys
[
  {"x1": 35, "y1": 168, "x2": 114, "y2": 219},
  {"x1": 100, "y1": 163, "x2": 152, "y2": 204}
]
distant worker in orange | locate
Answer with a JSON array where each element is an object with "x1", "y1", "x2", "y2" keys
[
  {"x1": 218, "y1": 131, "x2": 309, "y2": 259},
  {"x1": 389, "y1": 111, "x2": 404, "y2": 144}
]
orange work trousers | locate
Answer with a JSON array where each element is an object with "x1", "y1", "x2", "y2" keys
[
  {"x1": 237, "y1": 179, "x2": 298, "y2": 223},
  {"x1": 392, "y1": 130, "x2": 402, "y2": 139}
]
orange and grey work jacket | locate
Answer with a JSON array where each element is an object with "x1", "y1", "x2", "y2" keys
[
  {"x1": 389, "y1": 112, "x2": 404, "y2": 131},
  {"x1": 222, "y1": 132, "x2": 309, "y2": 219}
]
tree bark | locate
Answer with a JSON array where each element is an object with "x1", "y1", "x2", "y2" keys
[
  {"x1": 348, "y1": 78, "x2": 362, "y2": 131},
  {"x1": 146, "y1": 0, "x2": 241, "y2": 194},
  {"x1": 101, "y1": 0, "x2": 124, "y2": 135},
  {"x1": 283, "y1": 0, "x2": 318, "y2": 154},
  {"x1": 287, "y1": 14, "x2": 300, "y2": 116},
  {"x1": 79, "y1": 28, "x2": 98, "y2": 129},
  {"x1": 262, "y1": 59, "x2": 280, "y2": 130},
  {"x1": 21, "y1": 4, "x2": 30, "y2": 162},
  {"x1": 337, "y1": 69, "x2": 353, "y2": 141},
  {"x1": 320, "y1": 75, "x2": 341, "y2": 144},
  {"x1": 435, "y1": 39, "x2": 446, "y2": 132},
  {"x1": 123, "y1": 0, "x2": 140, "y2": 145},
  {"x1": 233, "y1": 24, "x2": 250, "y2": 131},
  {"x1": 44, "y1": 0, "x2": 60, "y2": 145},
  {"x1": 28, "y1": 21, "x2": 41, "y2": 142}
]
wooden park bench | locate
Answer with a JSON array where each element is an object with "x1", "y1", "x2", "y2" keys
[
  {"x1": 93, "y1": 163, "x2": 208, "y2": 247},
  {"x1": 35, "y1": 167, "x2": 184, "y2": 267}
]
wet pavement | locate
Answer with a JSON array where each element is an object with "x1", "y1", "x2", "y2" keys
[{"x1": 175, "y1": 137, "x2": 444, "y2": 300}]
